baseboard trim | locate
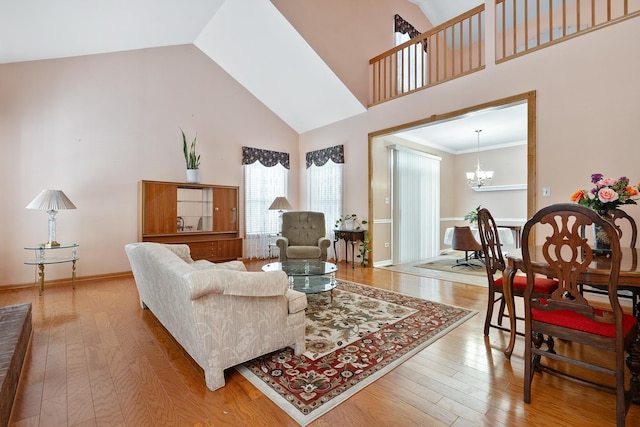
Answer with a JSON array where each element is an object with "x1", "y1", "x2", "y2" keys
[{"x1": 0, "y1": 271, "x2": 134, "y2": 292}]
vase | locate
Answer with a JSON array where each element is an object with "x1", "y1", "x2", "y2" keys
[
  {"x1": 593, "y1": 210, "x2": 611, "y2": 253},
  {"x1": 186, "y1": 169, "x2": 200, "y2": 183}
]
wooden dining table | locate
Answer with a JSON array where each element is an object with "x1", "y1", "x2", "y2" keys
[{"x1": 503, "y1": 247, "x2": 640, "y2": 399}]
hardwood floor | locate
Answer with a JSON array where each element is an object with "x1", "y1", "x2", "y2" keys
[{"x1": 3, "y1": 259, "x2": 639, "y2": 426}]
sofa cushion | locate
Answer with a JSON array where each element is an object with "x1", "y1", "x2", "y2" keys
[{"x1": 160, "y1": 243, "x2": 194, "y2": 263}]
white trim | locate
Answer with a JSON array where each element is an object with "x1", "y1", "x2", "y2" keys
[
  {"x1": 389, "y1": 144, "x2": 442, "y2": 161},
  {"x1": 372, "y1": 218, "x2": 391, "y2": 224},
  {"x1": 470, "y1": 184, "x2": 527, "y2": 192}
]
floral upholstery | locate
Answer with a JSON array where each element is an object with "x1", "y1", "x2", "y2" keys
[{"x1": 125, "y1": 242, "x2": 307, "y2": 391}]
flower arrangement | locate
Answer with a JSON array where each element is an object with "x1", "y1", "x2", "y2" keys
[{"x1": 571, "y1": 173, "x2": 640, "y2": 212}]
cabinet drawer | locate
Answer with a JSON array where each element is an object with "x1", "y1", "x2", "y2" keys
[{"x1": 187, "y1": 242, "x2": 214, "y2": 260}]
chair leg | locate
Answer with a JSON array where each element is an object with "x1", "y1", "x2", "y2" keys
[
  {"x1": 497, "y1": 297, "x2": 507, "y2": 326},
  {"x1": 524, "y1": 332, "x2": 533, "y2": 403},
  {"x1": 484, "y1": 290, "x2": 496, "y2": 336}
]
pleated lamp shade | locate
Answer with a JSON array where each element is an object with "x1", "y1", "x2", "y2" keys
[
  {"x1": 26, "y1": 189, "x2": 77, "y2": 211},
  {"x1": 26, "y1": 189, "x2": 76, "y2": 247}
]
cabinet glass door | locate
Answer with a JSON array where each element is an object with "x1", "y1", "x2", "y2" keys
[{"x1": 177, "y1": 187, "x2": 213, "y2": 232}]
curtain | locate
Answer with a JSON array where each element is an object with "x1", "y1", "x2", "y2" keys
[
  {"x1": 306, "y1": 145, "x2": 344, "y2": 260},
  {"x1": 391, "y1": 145, "x2": 440, "y2": 264},
  {"x1": 243, "y1": 146, "x2": 289, "y2": 259}
]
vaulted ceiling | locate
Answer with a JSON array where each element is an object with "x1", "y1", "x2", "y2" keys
[{"x1": 1, "y1": 0, "x2": 516, "y2": 148}]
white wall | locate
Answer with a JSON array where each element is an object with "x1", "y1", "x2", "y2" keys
[
  {"x1": 0, "y1": 45, "x2": 299, "y2": 286},
  {"x1": 299, "y1": 17, "x2": 640, "y2": 257}
]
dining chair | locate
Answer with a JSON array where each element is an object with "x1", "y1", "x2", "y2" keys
[
  {"x1": 579, "y1": 208, "x2": 639, "y2": 315},
  {"x1": 521, "y1": 203, "x2": 638, "y2": 427},
  {"x1": 450, "y1": 226, "x2": 483, "y2": 268},
  {"x1": 476, "y1": 208, "x2": 558, "y2": 336}
]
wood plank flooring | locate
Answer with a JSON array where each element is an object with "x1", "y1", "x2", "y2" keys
[{"x1": 3, "y1": 259, "x2": 639, "y2": 426}]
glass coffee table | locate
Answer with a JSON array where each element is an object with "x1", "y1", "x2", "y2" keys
[{"x1": 262, "y1": 260, "x2": 338, "y2": 301}]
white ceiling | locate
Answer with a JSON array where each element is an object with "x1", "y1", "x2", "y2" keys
[
  {"x1": 0, "y1": 0, "x2": 365, "y2": 133},
  {"x1": 395, "y1": 102, "x2": 528, "y2": 154},
  {"x1": 409, "y1": 0, "x2": 483, "y2": 25},
  {"x1": 0, "y1": 0, "x2": 517, "y2": 143}
]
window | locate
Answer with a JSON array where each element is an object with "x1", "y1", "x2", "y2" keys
[
  {"x1": 394, "y1": 14, "x2": 425, "y2": 92},
  {"x1": 306, "y1": 145, "x2": 344, "y2": 255},
  {"x1": 242, "y1": 147, "x2": 289, "y2": 259}
]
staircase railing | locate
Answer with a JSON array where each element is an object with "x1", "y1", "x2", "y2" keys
[
  {"x1": 495, "y1": 0, "x2": 639, "y2": 62},
  {"x1": 369, "y1": 5, "x2": 485, "y2": 106}
]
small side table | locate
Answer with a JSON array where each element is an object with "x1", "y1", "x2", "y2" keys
[
  {"x1": 24, "y1": 244, "x2": 79, "y2": 295},
  {"x1": 333, "y1": 229, "x2": 365, "y2": 268}
]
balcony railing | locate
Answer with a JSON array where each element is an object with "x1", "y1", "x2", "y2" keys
[
  {"x1": 496, "y1": 0, "x2": 640, "y2": 62},
  {"x1": 370, "y1": 1, "x2": 639, "y2": 106},
  {"x1": 369, "y1": 5, "x2": 485, "y2": 106}
]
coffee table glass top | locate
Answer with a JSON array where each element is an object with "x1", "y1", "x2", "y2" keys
[
  {"x1": 262, "y1": 260, "x2": 337, "y2": 276},
  {"x1": 262, "y1": 260, "x2": 338, "y2": 295}
]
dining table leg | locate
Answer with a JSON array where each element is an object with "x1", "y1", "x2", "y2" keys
[{"x1": 503, "y1": 258, "x2": 518, "y2": 359}]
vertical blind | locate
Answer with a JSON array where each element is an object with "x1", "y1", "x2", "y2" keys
[{"x1": 391, "y1": 145, "x2": 441, "y2": 264}]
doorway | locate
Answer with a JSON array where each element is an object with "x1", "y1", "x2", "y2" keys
[{"x1": 368, "y1": 91, "x2": 537, "y2": 266}]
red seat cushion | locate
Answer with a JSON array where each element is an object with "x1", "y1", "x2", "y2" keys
[
  {"x1": 532, "y1": 307, "x2": 637, "y2": 338},
  {"x1": 494, "y1": 275, "x2": 558, "y2": 294}
]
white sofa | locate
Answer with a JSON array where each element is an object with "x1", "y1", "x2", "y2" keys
[{"x1": 124, "y1": 242, "x2": 307, "y2": 391}]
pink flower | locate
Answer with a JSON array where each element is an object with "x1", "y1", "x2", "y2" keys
[
  {"x1": 600, "y1": 177, "x2": 618, "y2": 186},
  {"x1": 598, "y1": 187, "x2": 620, "y2": 204}
]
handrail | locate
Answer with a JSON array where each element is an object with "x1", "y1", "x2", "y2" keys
[
  {"x1": 369, "y1": 5, "x2": 485, "y2": 106},
  {"x1": 370, "y1": 1, "x2": 639, "y2": 106},
  {"x1": 495, "y1": 0, "x2": 640, "y2": 62}
]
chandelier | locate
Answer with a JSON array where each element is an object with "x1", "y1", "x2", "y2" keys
[{"x1": 466, "y1": 129, "x2": 493, "y2": 188}]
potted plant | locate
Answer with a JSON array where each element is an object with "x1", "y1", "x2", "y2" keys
[
  {"x1": 464, "y1": 205, "x2": 481, "y2": 225},
  {"x1": 357, "y1": 233, "x2": 371, "y2": 267},
  {"x1": 334, "y1": 214, "x2": 368, "y2": 230},
  {"x1": 182, "y1": 129, "x2": 200, "y2": 183},
  {"x1": 334, "y1": 214, "x2": 370, "y2": 267}
]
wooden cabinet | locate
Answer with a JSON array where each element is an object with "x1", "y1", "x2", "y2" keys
[{"x1": 138, "y1": 180, "x2": 242, "y2": 262}]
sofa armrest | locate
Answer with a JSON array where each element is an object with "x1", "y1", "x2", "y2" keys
[
  {"x1": 285, "y1": 289, "x2": 307, "y2": 314},
  {"x1": 192, "y1": 259, "x2": 247, "y2": 272},
  {"x1": 189, "y1": 270, "x2": 289, "y2": 300}
]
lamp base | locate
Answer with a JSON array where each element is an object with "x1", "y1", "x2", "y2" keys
[{"x1": 44, "y1": 241, "x2": 60, "y2": 248}]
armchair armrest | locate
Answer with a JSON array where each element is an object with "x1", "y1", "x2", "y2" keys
[
  {"x1": 276, "y1": 236, "x2": 289, "y2": 251},
  {"x1": 317, "y1": 237, "x2": 331, "y2": 249}
]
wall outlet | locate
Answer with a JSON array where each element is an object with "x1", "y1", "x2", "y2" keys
[
  {"x1": 543, "y1": 187, "x2": 551, "y2": 197},
  {"x1": 384, "y1": 242, "x2": 390, "y2": 247}
]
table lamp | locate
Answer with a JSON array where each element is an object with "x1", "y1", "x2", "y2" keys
[
  {"x1": 268, "y1": 196, "x2": 292, "y2": 215},
  {"x1": 26, "y1": 189, "x2": 76, "y2": 247},
  {"x1": 269, "y1": 196, "x2": 292, "y2": 233}
]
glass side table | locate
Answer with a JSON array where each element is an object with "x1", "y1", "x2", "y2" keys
[{"x1": 24, "y1": 244, "x2": 79, "y2": 295}]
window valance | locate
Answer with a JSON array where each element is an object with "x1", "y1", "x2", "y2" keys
[
  {"x1": 306, "y1": 144, "x2": 344, "y2": 168},
  {"x1": 394, "y1": 14, "x2": 421, "y2": 39},
  {"x1": 394, "y1": 14, "x2": 427, "y2": 52},
  {"x1": 242, "y1": 146, "x2": 290, "y2": 169}
]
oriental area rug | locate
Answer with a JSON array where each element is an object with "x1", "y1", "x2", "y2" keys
[{"x1": 236, "y1": 281, "x2": 476, "y2": 426}]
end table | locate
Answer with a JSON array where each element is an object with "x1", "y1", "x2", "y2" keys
[{"x1": 24, "y1": 244, "x2": 79, "y2": 295}]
